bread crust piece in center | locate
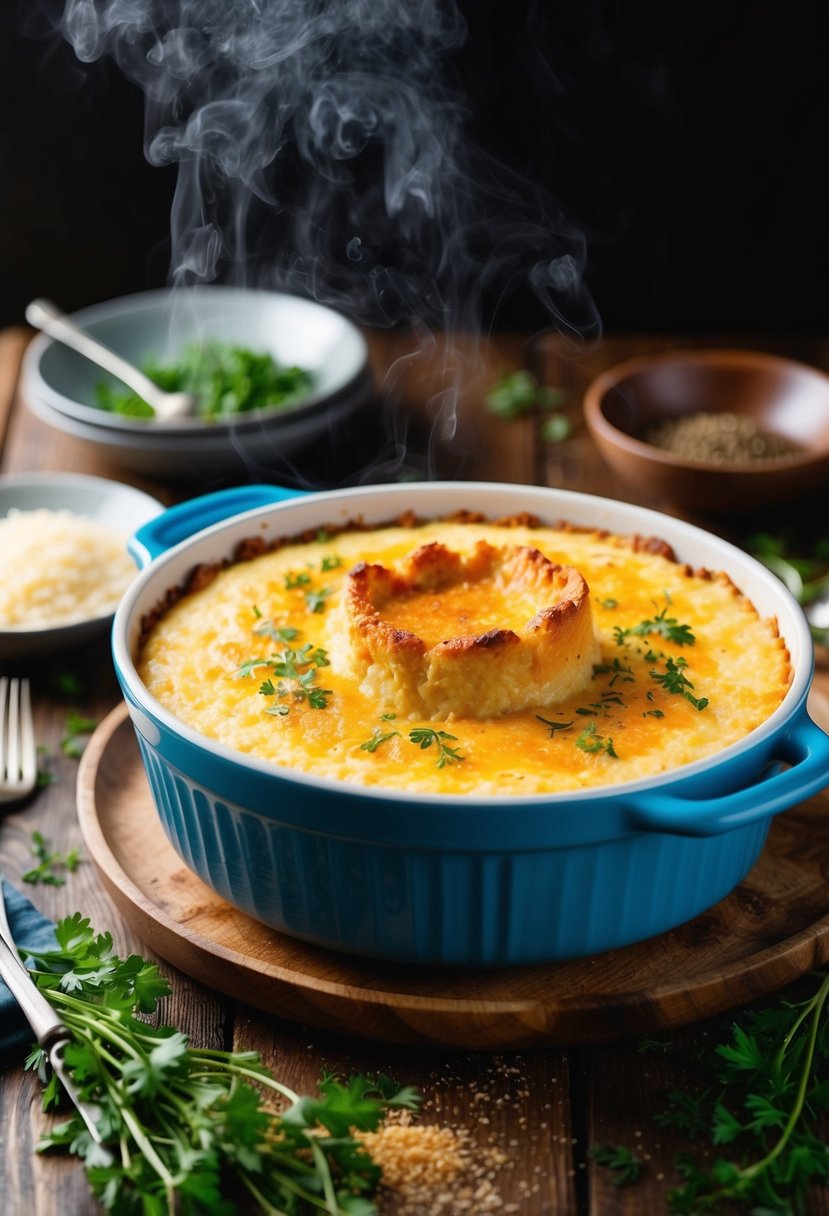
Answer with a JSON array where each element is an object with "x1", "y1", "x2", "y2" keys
[{"x1": 338, "y1": 540, "x2": 600, "y2": 719}]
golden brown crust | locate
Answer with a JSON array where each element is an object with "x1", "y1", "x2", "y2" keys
[{"x1": 337, "y1": 539, "x2": 599, "y2": 719}]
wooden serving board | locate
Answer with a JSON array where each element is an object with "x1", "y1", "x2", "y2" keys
[{"x1": 77, "y1": 698, "x2": 829, "y2": 1051}]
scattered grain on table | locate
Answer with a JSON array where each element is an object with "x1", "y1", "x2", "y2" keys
[
  {"x1": 360, "y1": 1116, "x2": 514, "y2": 1214},
  {"x1": 640, "y1": 411, "x2": 801, "y2": 464}
]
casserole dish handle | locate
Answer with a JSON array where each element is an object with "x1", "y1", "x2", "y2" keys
[
  {"x1": 627, "y1": 714, "x2": 829, "y2": 837},
  {"x1": 129, "y1": 484, "x2": 306, "y2": 568}
]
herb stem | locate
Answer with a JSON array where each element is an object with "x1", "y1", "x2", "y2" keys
[
  {"x1": 742, "y1": 972, "x2": 829, "y2": 1183},
  {"x1": 188, "y1": 1056, "x2": 300, "y2": 1103}
]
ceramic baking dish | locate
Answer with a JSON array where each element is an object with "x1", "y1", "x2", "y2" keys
[{"x1": 112, "y1": 482, "x2": 829, "y2": 966}]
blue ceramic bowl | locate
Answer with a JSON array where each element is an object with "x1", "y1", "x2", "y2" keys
[{"x1": 111, "y1": 483, "x2": 829, "y2": 966}]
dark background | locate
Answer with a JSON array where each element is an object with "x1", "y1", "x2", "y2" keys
[{"x1": 2, "y1": 1, "x2": 826, "y2": 335}]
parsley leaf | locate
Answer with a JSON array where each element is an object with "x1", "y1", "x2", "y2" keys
[
  {"x1": 650, "y1": 656, "x2": 709, "y2": 710},
  {"x1": 304, "y1": 586, "x2": 333, "y2": 614},
  {"x1": 614, "y1": 601, "x2": 696, "y2": 648},
  {"x1": 575, "y1": 721, "x2": 618, "y2": 758},
  {"x1": 359, "y1": 725, "x2": 401, "y2": 753},
  {"x1": 22, "y1": 832, "x2": 81, "y2": 886},
  {"x1": 589, "y1": 1144, "x2": 644, "y2": 1188},
  {"x1": 408, "y1": 728, "x2": 465, "y2": 768},
  {"x1": 237, "y1": 641, "x2": 332, "y2": 713},
  {"x1": 536, "y1": 715, "x2": 574, "y2": 737}
]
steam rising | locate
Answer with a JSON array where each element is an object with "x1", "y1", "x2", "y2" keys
[{"x1": 59, "y1": 0, "x2": 597, "y2": 337}]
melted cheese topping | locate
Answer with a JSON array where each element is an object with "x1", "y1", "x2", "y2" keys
[
  {"x1": 384, "y1": 577, "x2": 534, "y2": 644},
  {"x1": 138, "y1": 520, "x2": 792, "y2": 796}
]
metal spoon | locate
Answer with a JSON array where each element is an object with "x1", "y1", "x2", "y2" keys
[{"x1": 25, "y1": 298, "x2": 195, "y2": 422}]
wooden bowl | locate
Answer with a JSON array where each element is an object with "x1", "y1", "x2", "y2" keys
[{"x1": 583, "y1": 349, "x2": 829, "y2": 513}]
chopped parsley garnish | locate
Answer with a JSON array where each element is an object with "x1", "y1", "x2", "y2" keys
[
  {"x1": 536, "y1": 715, "x2": 574, "y2": 736},
  {"x1": 600, "y1": 598, "x2": 619, "y2": 609},
  {"x1": 576, "y1": 691, "x2": 627, "y2": 717},
  {"x1": 253, "y1": 619, "x2": 300, "y2": 644},
  {"x1": 284, "y1": 570, "x2": 311, "y2": 590},
  {"x1": 94, "y1": 341, "x2": 313, "y2": 419},
  {"x1": 589, "y1": 1144, "x2": 644, "y2": 1188},
  {"x1": 650, "y1": 656, "x2": 709, "y2": 710},
  {"x1": 359, "y1": 726, "x2": 401, "y2": 753},
  {"x1": 22, "y1": 831, "x2": 81, "y2": 886},
  {"x1": 592, "y1": 658, "x2": 635, "y2": 685},
  {"x1": 614, "y1": 599, "x2": 696, "y2": 648},
  {"x1": 320, "y1": 554, "x2": 342, "y2": 571},
  {"x1": 408, "y1": 728, "x2": 465, "y2": 768},
  {"x1": 237, "y1": 643, "x2": 332, "y2": 713},
  {"x1": 304, "y1": 586, "x2": 333, "y2": 614},
  {"x1": 575, "y1": 721, "x2": 618, "y2": 758},
  {"x1": 60, "y1": 711, "x2": 99, "y2": 758}
]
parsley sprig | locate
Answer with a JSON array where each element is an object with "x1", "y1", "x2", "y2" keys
[
  {"x1": 575, "y1": 721, "x2": 618, "y2": 758},
  {"x1": 647, "y1": 973, "x2": 829, "y2": 1212},
  {"x1": 22, "y1": 832, "x2": 81, "y2": 887},
  {"x1": 359, "y1": 722, "x2": 401, "y2": 753},
  {"x1": 237, "y1": 644, "x2": 332, "y2": 713},
  {"x1": 408, "y1": 728, "x2": 465, "y2": 768},
  {"x1": 21, "y1": 913, "x2": 420, "y2": 1213},
  {"x1": 650, "y1": 656, "x2": 709, "y2": 711},
  {"x1": 614, "y1": 599, "x2": 696, "y2": 648},
  {"x1": 589, "y1": 1143, "x2": 645, "y2": 1188}
]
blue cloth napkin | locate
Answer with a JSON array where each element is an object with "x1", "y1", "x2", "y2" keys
[{"x1": 0, "y1": 879, "x2": 58, "y2": 1067}]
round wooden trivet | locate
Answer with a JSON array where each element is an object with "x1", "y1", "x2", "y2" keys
[{"x1": 77, "y1": 696, "x2": 829, "y2": 1050}]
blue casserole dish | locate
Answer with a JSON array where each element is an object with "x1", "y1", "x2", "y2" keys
[{"x1": 112, "y1": 482, "x2": 829, "y2": 966}]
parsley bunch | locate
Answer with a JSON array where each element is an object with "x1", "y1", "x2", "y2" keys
[
  {"x1": 654, "y1": 973, "x2": 829, "y2": 1213},
  {"x1": 22, "y1": 914, "x2": 419, "y2": 1214}
]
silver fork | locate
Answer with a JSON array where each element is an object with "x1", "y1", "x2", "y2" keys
[{"x1": 0, "y1": 678, "x2": 37, "y2": 802}]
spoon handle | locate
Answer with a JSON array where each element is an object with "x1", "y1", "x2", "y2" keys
[{"x1": 25, "y1": 298, "x2": 162, "y2": 405}]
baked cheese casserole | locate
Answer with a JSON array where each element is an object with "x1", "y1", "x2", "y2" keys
[{"x1": 138, "y1": 515, "x2": 791, "y2": 796}]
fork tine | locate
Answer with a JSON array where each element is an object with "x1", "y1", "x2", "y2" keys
[
  {"x1": 18, "y1": 680, "x2": 36, "y2": 785},
  {"x1": 0, "y1": 677, "x2": 8, "y2": 780},
  {"x1": 0, "y1": 678, "x2": 37, "y2": 793},
  {"x1": 7, "y1": 679, "x2": 20, "y2": 784}
]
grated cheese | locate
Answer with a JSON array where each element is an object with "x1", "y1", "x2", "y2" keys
[{"x1": 0, "y1": 508, "x2": 135, "y2": 630}]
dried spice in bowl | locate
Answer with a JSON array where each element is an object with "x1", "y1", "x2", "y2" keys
[{"x1": 640, "y1": 411, "x2": 802, "y2": 464}]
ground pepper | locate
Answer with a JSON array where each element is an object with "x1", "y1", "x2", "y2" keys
[{"x1": 640, "y1": 411, "x2": 801, "y2": 464}]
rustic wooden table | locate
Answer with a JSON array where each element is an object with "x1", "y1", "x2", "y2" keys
[{"x1": 1, "y1": 325, "x2": 828, "y2": 1214}]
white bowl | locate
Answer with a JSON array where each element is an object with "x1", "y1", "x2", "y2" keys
[
  {"x1": 0, "y1": 473, "x2": 163, "y2": 659},
  {"x1": 20, "y1": 288, "x2": 373, "y2": 478}
]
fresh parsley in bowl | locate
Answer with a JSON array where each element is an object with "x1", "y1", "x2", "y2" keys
[{"x1": 95, "y1": 341, "x2": 314, "y2": 420}]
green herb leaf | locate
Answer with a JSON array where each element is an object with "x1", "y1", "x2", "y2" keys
[
  {"x1": 614, "y1": 601, "x2": 696, "y2": 648},
  {"x1": 22, "y1": 832, "x2": 81, "y2": 887},
  {"x1": 408, "y1": 727, "x2": 465, "y2": 768},
  {"x1": 589, "y1": 1144, "x2": 644, "y2": 1188},
  {"x1": 60, "y1": 712, "x2": 98, "y2": 759},
  {"x1": 484, "y1": 370, "x2": 539, "y2": 419},
  {"x1": 536, "y1": 715, "x2": 574, "y2": 737},
  {"x1": 575, "y1": 721, "x2": 618, "y2": 758},
  {"x1": 304, "y1": 586, "x2": 333, "y2": 614},
  {"x1": 650, "y1": 656, "x2": 709, "y2": 710},
  {"x1": 359, "y1": 726, "x2": 401, "y2": 753}
]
